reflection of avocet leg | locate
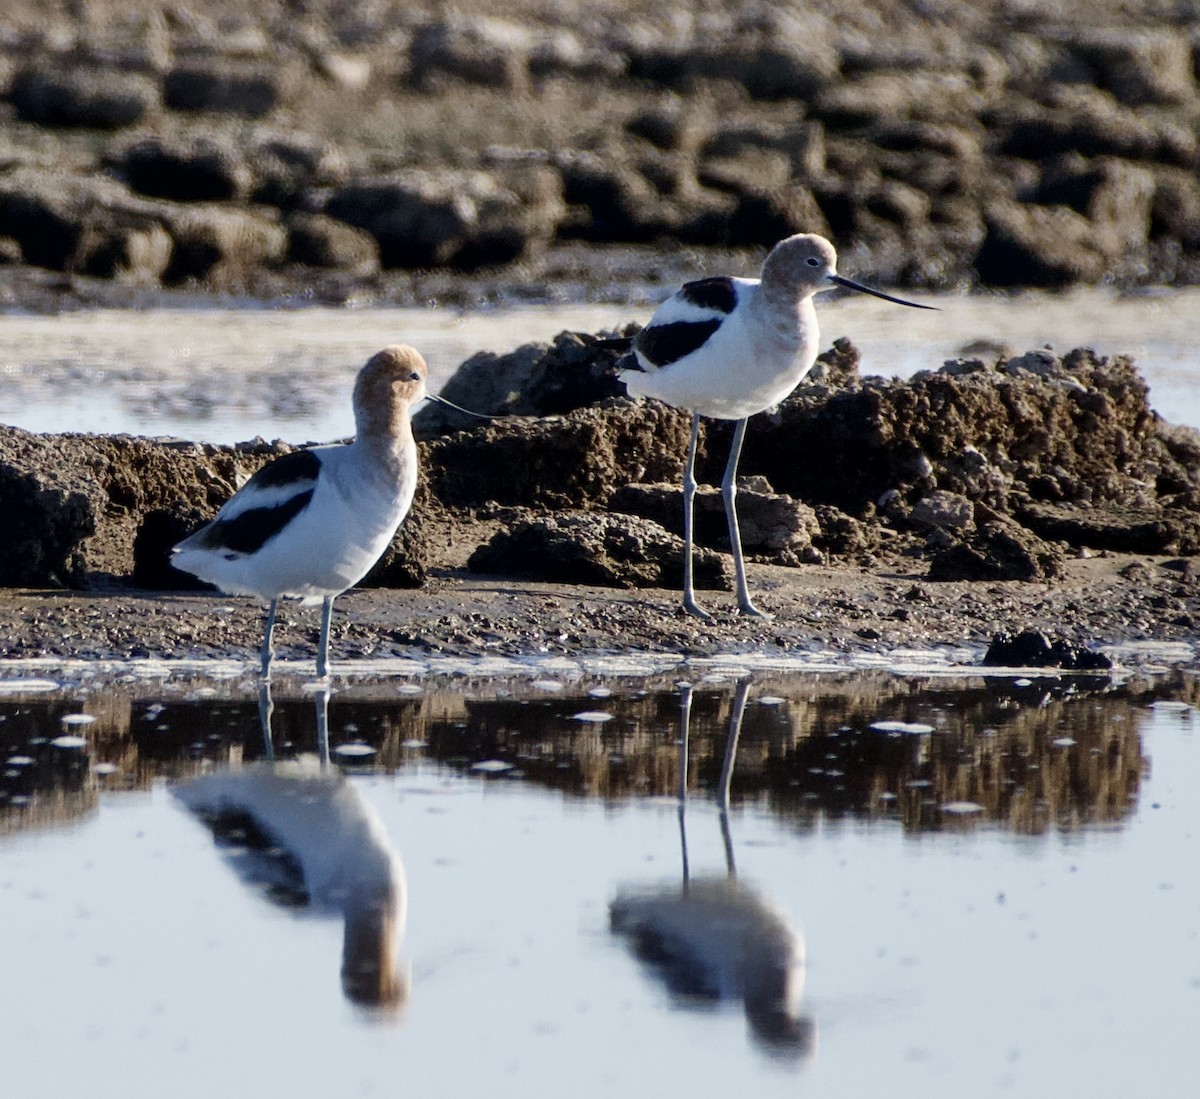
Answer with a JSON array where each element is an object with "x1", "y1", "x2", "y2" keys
[
  {"x1": 678, "y1": 682, "x2": 693, "y2": 887},
  {"x1": 314, "y1": 685, "x2": 331, "y2": 768},
  {"x1": 719, "y1": 679, "x2": 749, "y2": 878},
  {"x1": 258, "y1": 680, "x2": 275, "y2": 761}
]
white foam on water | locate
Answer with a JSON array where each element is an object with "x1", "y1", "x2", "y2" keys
[{"x1": 49, "y1": 735, "x2": 89, "y2": 749}]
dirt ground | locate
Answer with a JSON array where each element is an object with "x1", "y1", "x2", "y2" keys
[{"x1": 1, "y1": 549, "x2": 1195, "y2": 668}]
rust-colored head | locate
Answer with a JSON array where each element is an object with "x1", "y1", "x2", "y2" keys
[{"x1": 352, "y1": 344, "x2": 429, "y2": 440}]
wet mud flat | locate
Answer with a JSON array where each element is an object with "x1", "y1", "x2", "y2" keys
[
  {"x1": 0, "y1": 552, "x2": 1197, "y2": 669},
  {"x1": 7, "y1": 321, "x2": 1200, "y2": 667},
  {"x1": 4, "y1": 327, "x2": 1200, "y2": 669}
]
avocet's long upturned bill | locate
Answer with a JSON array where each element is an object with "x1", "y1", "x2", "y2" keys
[
  {"x1": 173, "y1": 345, "x2": 433, "y2": 679},
  {"x1": 621, "y1": 233, "x2": 935, "y2": 618}
]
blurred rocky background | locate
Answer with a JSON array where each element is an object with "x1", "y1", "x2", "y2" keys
[{"x1": 1, "y1": 0, "x2": 1199, "y2": 300}]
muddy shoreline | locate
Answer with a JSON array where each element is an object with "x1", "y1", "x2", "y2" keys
[{"x1": 1, "y1": 551, "x2": 1196, "y2": 671}]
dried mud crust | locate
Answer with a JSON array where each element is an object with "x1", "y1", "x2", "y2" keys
[{"x1": 0, "y1": 552, "x2": 1196, "y2": 666}]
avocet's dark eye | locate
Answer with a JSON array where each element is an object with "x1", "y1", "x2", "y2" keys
[
  {"x1": 409, "y1": 371, "x2": 421, "y2": 381},
  {"x1": 806, "y1": 257, "x2": 820, "y2": 266}
]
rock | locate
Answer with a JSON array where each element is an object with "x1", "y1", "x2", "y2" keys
[
  {"x1": 910, "y1": 490, "x2": 975, "y2": 531},
  {"x1": 107, "y1": 132, "x2": 253, "y2": 203},
  {"x1": 528, "y1": 29, "x2": 625, "y2": 80},
  {"x1": 323, "y1": 166, "x2": 563, "y2": 269},
  {"x1": 814, "y1": 72, "x2": 980, "y2": 128},
  {"x1": 1065, "y1": 28, "x2": 1198, "y2": 107},
  {"x1": 0, "y1": 427, "x2": 255, "y2": 587},
  {"x1": 0, "y1": 168, "x2": 168, "y2": 279},
  {"x1": 408, "y1": 17, "x2": 532, "y2": 91},
  {"x1": 1036, "y1": 155, "x2": 1156, "y2": 261},
  {"x1": 413, "y1": 330, "x2": 629, "y2": 435},
  {"x1": 1000, "y1": 349, "x2": 1063, "y2": 378},
  {"x1": 975, "y1": 199, "x2": 1108, "y2": 288},
  {"x1": 164, "y1": 57, "x2": 284, "y2": 117},
  {"x1": 82, "y1": 218, "x2": 173, "y2": 284},
  {"x1": 554, "y1": 150, "x2": 663, "y2": 242},
  {"x1": 626, "y1": 35, "x2": 837, "y2": 101},
  {"x1": 424, "y1": 400, "x2": 693, "y2": 510},
  {"x1": 0, "y1": 428, "x2": 95, "y2": 586},
  {"x1": 1014, "y1": 501, "x2": 1200, "y2": 555},
  {"x1": 9, "y1": 65, "x2": 160, "y2": 129},
  {"x1": 161, "y1": 205, "x2": 287, "y2": 285},
  {"x1": 285, "y1": 212, "x2": 379, "y2": 275},
  {"x1": 467, "y1": 511, "x2": 733, "y2": 591},
  {"x1": 993, "y1": 86, "x2": 1195, "y2": 166},
  {"x1": 248, "y1": 132, "x2": 348, "y2": 208},
  {"x1": 1149, "y1": 166, "x2": 1200, "y2": 248},
  {"x1": 608, "y1": 481, "x2": 821, "y2": 565},
  {"x1": 811, "y1": 505, "x2": 882, "y2": 560},
  {"x1": 982, "y1": 630, "x2": 1113, "y2": 670},
  {"x1": 927, "y1": 521, "x2": 1063, "y2": 582}
]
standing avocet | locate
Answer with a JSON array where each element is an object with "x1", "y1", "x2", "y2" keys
[
  {"x1": 173, "y1": 344, "x2": 441, "y2": 679},
  {"x1": 620, "y1": 233, "x2": 935, "y2": 618}
]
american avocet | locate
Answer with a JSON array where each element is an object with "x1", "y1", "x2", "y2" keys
[
  {"x1": 173, "y1": 344, "x2": 460, "y2": 679},
  {"x1": 620, "y1": 233, "x2": 935, "y2": 618}
]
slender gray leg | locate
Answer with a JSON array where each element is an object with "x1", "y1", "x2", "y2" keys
[
  {"x1": 721, "y1": 418, "x2": 770, "y2": 618},
  {"x1": 260, "y1": 599, "x2": 278, "y2": 679},
  {"x1": 682, "y1": 413, "x2": 710, "y2": 619},
  {"x1": 316, "y1": 596, "x2": 335, "y2": 679}
]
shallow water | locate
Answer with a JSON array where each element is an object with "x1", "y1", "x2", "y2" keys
[
  {"x1": 2, "y1": 665, "x2": 1197, "y2": 1097},
  {"x1": 1, "y1": 287, "x2": 1198, "y2": 441}
]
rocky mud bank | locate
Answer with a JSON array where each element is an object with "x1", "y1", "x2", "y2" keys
[
  {"x1": 2, "y1": 1, "x2": 1200, "y2": 307},
  {"x1": 4, "y1": 330, "x2": 1200, "y2": 666}
]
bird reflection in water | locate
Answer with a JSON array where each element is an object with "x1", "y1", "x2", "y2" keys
[
  {"x1": 174, "y1": 682, "x2": 408, "y2": 1014},
  {"x1": 610, "y1": 679, "x2": 816, "y2": 1059}
]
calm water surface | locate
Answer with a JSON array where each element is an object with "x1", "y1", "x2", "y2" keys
[
  {"x1": 1, "y1": 287, "x2": 1198, "y2": 440},
  {"x1": 1, "y1": 665, "x2": 1197, "y2": 1097}
]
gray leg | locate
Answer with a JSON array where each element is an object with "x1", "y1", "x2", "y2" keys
[
  {"x1": 681, "y1": 413, "x2": 710, "y2": 619},
  {"x1": 722, "y1": 418, "x2": 770, "y2": 618},
  {"x1": 260, "y1": 599, "x2": 278, "y2": 679},
  {"x1": 316, "y1": 596, "x2": 335, "y2": 679}
]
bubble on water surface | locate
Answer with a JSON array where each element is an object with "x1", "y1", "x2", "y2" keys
[
  {"x1": 471, "y1": 760, "x2": 512, "y2": 773},
  {"x1": 50, "y1": 735, "x2": 88, "y2": 749},
  {"x1": 941, "y1": 801, "x2": 985, "y2": 814}
]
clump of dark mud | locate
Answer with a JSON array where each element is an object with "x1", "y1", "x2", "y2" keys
[{"x1": 6, "y1": 331, "x2": 1200, "y2": 608}]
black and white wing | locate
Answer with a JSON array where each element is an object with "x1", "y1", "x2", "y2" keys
[
  {"x1": 630, "y1": 276, "x2": 742, "y2": 373},
  {"x1": 175, "y1": 448, "x2": 323, "y2": 560}
]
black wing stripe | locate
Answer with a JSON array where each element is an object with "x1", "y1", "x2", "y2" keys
[
  {"x1": 635, "y1": 319, "x2": 722, "y2": 368},
  {"x1": 679, "y1": 276, "x2": 737, "y2": 314},
  {"x1": 196, "y1": 489, "x2": 315, "y2": 555},
  {"x1": 245, "y1": 448, "x2": 322, "y2": 490}
]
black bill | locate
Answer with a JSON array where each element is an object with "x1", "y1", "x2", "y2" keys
[{"x1": 828, "y1": 274, "x2": 938, "y2": 310}]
